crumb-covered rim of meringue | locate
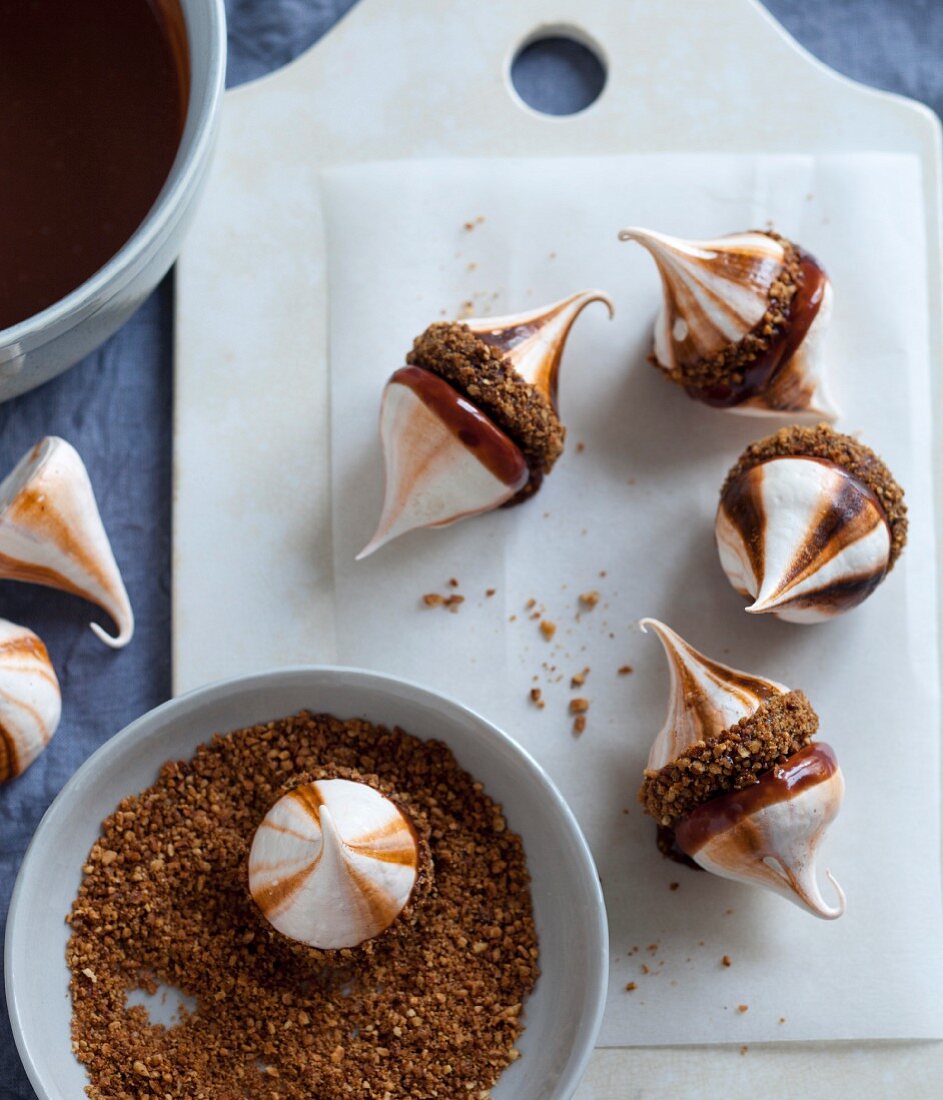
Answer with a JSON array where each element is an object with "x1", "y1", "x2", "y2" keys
[
  {"x1": 407, "y1": 321, "x2": 565, "y2": 490},
  {"x1": 720, "y1": 423, "x2": 908, "y2": 568},
  {"x1": 639, "y1": 689, "x2": 819, "y2": 826}
]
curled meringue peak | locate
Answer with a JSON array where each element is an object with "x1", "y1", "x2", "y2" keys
[
  {"x1": 640, "y1": 618, "x2": 787, "y2": 771},
  {"x1": 0, "y1": 618, "x2": 61, "y2": 783},
  {"x1": 620, "y1": 227, "x2": 835, "y2": 418},
  {"x1": 0, "y1": 437, "x2": 134, "y2": 647},
  {"x1": 463, "y1": 289, "x2": 614, "y2": 407},
  {"x1": 717, "y1": 456, "x2": 891, "y2": 623},
  {"x1": 248, "y1": 778, "x2": 421, "y2": 950},
  {"x1": 357, "y1": 367, "x2": 528, "y2": 559},
  {"x1": 675, "y1": 743, "x2": 845, "y2": 919}
]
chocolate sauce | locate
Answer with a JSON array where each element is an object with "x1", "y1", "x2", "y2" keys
[
  {"x1": 674, "y1": 743, "x2": 839, "y2": 856},
  {"x1": 0, "y1": 0, "x2": 189, "y2": 329},
  {"x1": 390, "y1": 367, "x2": 529, "y2": 487},
  {"x1": 696, "y1": 252, "x2": 828, "y2": 408},
  {"x1": 655, "y1": 825, "x2": 704, "y2": 871}
]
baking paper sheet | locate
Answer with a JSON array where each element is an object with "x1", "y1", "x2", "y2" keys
[{"x1": 320, "y1": 154, "x2": 943, "y2": 1046}]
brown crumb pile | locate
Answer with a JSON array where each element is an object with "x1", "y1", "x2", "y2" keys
[
  {"x1": 66, "y1": 713, "x2": 539, "y2": 1099},
  {"x1": 721, "y1": 423, "x2": 908, "y2": 567},
  {"x1": 655, "y1": 233, "x2": 801, "y2": 393},
  {"x1": 407, "y1": 322, "x2": 565, "y2": 493},
  {"x1": 639, "y1": 690, "x2": 819, "y2": 825}
]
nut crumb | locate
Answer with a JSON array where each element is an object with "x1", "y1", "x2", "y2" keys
[
  {"x1": 573, "y1": 716, "x2": 587, "y2": 735},
  {"x1": 737, "y1": 1004, "x2": 749, "y2": 1014},
  {"x1": 529, "y1": 688, "x2": 545, "y2": 709},
  {"x1": 722, "y1": 955, "x2": 732, "y2": 968},
  {"x1": 669, "y1": 882, "x2": 679, "y2": 892},
  {"x1": 569, "y1": 698, "x2": 590, "y2": 714},
  {"x1": 485, "y1": 588, "x2": 496, "y2": 598},
  {"x1": 444, "y1": 594, "x2": 465, "y2": 611},
  {"x1": 539, "y1": 620, "x2": 556, "y2": 640},
  {"x1": 578, "y1": 591, "x2": 600, "y2": 608},
  {"x1": 448, "y1": 578, "x2": 459, "y2": 588},
  {"x1": 576, "y1": 442, "x2": 585, "y2": 453},
  {"x1": 422, "y1": 593, "x2": 444, "y2": 607},
  {"x1": 740, "y1": 1045, "x2": 748, "y2": 1056},
  {"x1": 625, "y1": 982, "x2": 637, "y2": 992},
  {"x1": 618, "y1": 665, "x2": 633, "y2": 676}
]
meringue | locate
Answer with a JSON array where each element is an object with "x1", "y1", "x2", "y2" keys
[
  {"x1": 619, "y1": 227, "x2": 835, "y2": 417},
  {"x1": 248, "y1": 777, "x2": 423, "y2": 950},
  {"x1": 717, "y1": 424, "x2": 907, "y2": 622},
  {"x1": 358, "y1": 290, "x2": 612, "y2": 558},
  {"x1": 0, "y1": 618, "x2": 61, "y2": 783},
  {"x1": 638, "y1": 619, "x2": 844, "y2": 918},
  {"x1": 0, "y1": 437, "x2": 134, "y2": 647}
]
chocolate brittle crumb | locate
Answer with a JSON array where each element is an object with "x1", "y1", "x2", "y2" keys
[
  {"x1": 529, "y1": 688, "x2": 545, "y2": 709},
  {"x1": 578, "y1": 591, "x2": 600, "y2": 608},
  {"x1": 539, "y1": 620, "x2": 556, "y2": 640},
  {"x1": 422, "y1": 593, "x2": 444, "y2": 607},
  {"x1": 573, "y1": 716, "x2": 587, "y2": 736},
  {"x1": 618, "y1": 666, "x2": 633, "y2": 676},
  {"x1": 569, "y1": 698, "x2": 590, "y2": 715},
  {"x1": 722, "y1": 955, "x2": 732, "y2": 968},
  {"x1": 67, "y1": 712, "x2": 538, "y2": 1099}
]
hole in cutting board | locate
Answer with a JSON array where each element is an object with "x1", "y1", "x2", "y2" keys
[{"x1": 510, "y1": 29, "x2": 607, "y2": 116}]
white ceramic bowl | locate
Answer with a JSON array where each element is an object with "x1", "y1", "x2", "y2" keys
[
  {"x1": 6, "y1": 666, "x2": 607, "y2": 1099},
  {"x1": 0, "y1": 0, "x2": 226, "y2": 403}
]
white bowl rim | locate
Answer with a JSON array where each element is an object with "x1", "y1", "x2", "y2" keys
[
  {"x1": 0, "y1": 0, "x2": 228, "y2": 351},
  {"x1": 5, "y1": 664, "x2": 609, "y2": 1100}
]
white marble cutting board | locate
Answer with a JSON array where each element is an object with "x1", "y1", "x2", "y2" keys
[{"x1": 174, "y1": 0, "x2": 943, "y2": 1094}]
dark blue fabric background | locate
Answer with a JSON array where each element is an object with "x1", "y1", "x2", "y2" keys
[{"x1": 1, "y1": 2, "x2": 941, "y2": 1094}]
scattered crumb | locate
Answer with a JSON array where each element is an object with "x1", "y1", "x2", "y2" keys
[
  {"x1": 422, "y1": 593, "x2": 444, "y2": 607},
  {"x1": 722, "y1": 955, "x2": 732, "y2": 968},
  {"x1": 779, "y1": 1017, "x2": 786, "y2": 1025},
  {"x1": 647, "y1": 943, "x2": 658, "y2": 953},
  {"x1": 508, "y1": 615, "x2": 517, "y2": 623},
  {"x1": 466, "y1": 262, "x2": 477, "y2": 272},
  {"x1": 462, "y1": 215, "x2": 485, "y2": 231},
  {"x1": 578, "y1": 591, "x2": 600, "y2": 609},
  {"x1": 569, "y1": 698, "x2": 590, "y2": 714},
  {"x1": 485, "y1": 588, "x2": 496, "y2": 598},
  {"x1": 444, "y1": 595, "x2": 465, "y2": 612},
  {"x1": 525, "y1": 598, "x2": 536, "y2": 610},
  {"x1": 529, "y1": 688, "x2": 545, "y2": 710},
  {"x1": 572, "y1": 716, "x2": 587, "y2": 736},
  {"x1": 570, "y1": 667, "x2": 590, "y2": 689},
  {"x1": 447, "y1": 578, "x2": 459, "y2": 588},
  {"x1": 640, "y1": 964, "x2": 650, "y2": 975},
  {"x1": 740, "y1": 1045, "x2": 749, "y2": 1056},
  {"x1": 539, "y1": 620, "x2": 557, "y2": 640},
  {"x1": 669, "y1": 882, "x2": 679, "y2": 892},
  {"x1": 737, "y1": 1005, "x2": 749, "y2": 1014},
  {"x1": 618, "y1": 666, "x2": 633, "y2": 676},
  {"x1": 625, "y1": 982, "x2": 637, "y2": 992},
  {"x1": 575, "y1": 442, "x2": 585, "y2": 453}
]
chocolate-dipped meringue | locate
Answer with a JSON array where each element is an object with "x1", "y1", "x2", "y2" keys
[
  {"x1": 638, "y1": 619, "x2": 845, "y2": 919},
  {"x1": 358, "y1": 290, "x2": 613, "y2": 558},
  {"x1": 0, "y1": 437, "x2": 134, "y2": 647},
  {"x1": 717, "y1": 424, "x2": 907, "y2": 622},
  {"x1": 619, "y1": 227, "x2": 834, "y2": 417},
  {"x1": 0, "y1": 618, "x2": 61, "y2": 783},
  {"x1": 248, "y1": 776, "x2": 429, "y2": 951}
]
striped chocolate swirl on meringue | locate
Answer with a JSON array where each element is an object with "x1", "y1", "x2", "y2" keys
[
  {"x1": 248, "y1": 778, "x2": 421, "y2": 950},
  {"x1": 641, "y1": 618, "x2": 787, "y2": 771},
  {"x1": 717, "y1": 456, "x2": 891, "y2": 623}
]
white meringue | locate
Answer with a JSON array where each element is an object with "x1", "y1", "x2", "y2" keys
[
  {"x1": 716, "y1": 456, "x2": 892, "y2": 623},
  {"x1": 248, "y1": 778, "x2": 421, "y2": 950},
  {"x1": 0, "y1": 437, "x2": 134, "y2": 647},
  {"x1": 0, "y1": 618, "x2": 61, "y2": 783},
  {"x1": 619, "y1": 227, "x2": 835, "y2": 418},
  {"x1": 464, "y1": 289, "x2": 614, "y2": 407},
  {"x1": 357, "y1": 367, "x2": 529, "y2": 559},
  {"x1": 674, "y1": 743, "x2": 846, "y2": 920},
  {"x1": 640, "y1": 618, "x2": 787, "y2": 771}
]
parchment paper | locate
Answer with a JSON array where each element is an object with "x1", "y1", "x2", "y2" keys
[{"x1": 320, "y1": 154, "x2": 943, "y2": 1046}]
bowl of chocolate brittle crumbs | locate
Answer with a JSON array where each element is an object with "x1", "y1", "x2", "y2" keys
[{"x1": 6, "y1": 666, "x2": 607, "y2": 1100}]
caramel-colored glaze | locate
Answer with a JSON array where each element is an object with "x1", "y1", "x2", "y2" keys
[
  {"x1": 390, "y1": 367, "x2": 528, "y2": 487},
  {"x1": 674, "y1": 743, "x2": 839, "y2": 856},
  {"x1": 695, "y1": 252, "x2": 828, "y2": 408}
]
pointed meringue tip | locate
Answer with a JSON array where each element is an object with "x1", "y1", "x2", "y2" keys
[
  {"x1": 745, "y1": 595, "x2": 780, "y2": 616},
  {"x1": 638, "y1": 617, "x2": 659, "y2": 635},
  {"x1": 89, "y1": 616, "x2": 135, "y2": 649},
  {"x1": 575, "y1": 288, "x2": 615, "y2": 321},
  {"x1": 356, "y1": 526, "x2": 395, "y2": 561}
]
